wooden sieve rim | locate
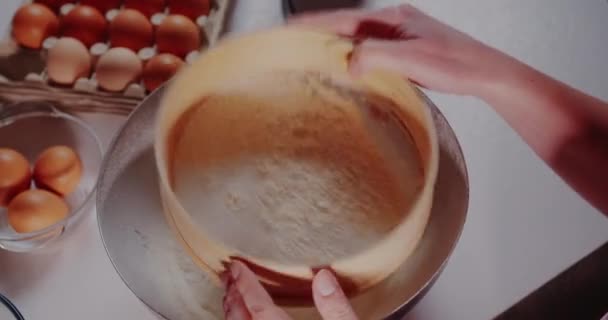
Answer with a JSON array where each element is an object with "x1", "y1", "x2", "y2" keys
[{"x1": 154, "y1": 28, "x2": 439, "y2": 304}]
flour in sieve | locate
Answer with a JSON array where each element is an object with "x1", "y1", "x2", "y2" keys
[{"x1": 172, "y1": 72, "x2": 423, "y2": 266}]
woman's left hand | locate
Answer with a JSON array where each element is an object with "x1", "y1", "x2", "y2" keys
[{"x1": 222, "y1": 261, "x2": 359, "y2": 320}]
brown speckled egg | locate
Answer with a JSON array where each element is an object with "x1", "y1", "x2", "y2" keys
[
  {"x1": 34, "y1": 145, "x2": 82, "y2": 196},
  {"x1": 0, "y1": 148, "x2": 31, "y2": 207},
  {"x1": 124, "y1": 0, "x2": 166, "y2": 19},
  {"x1": 109, "y1": 9, "x2": 154, "y2": 52},
  {"x1": 8, "y1": 189, "x2": 69, "y2": 234},
  {"x1": 79, "y1": 0, "x2": 122, "y2": 13},
  {"x1": 61, "y1": 5, "x2": 107, "y2": 47},
  {"x1": 35, "y1": 0, "x2": 72, "y2": 12},
  {"x1": 168, "y1": 0, "x2": 211, "y2": 20},
  {"x1": 142, "y1": 53, "x2": 184, "y2": 92},
  {"x1": 95, "y1": 47, "x2": 143, "y2": 92},
  {"x1": 12, "y1": 3, "x2": 60, "y2": 49},
  {"x1": 156, "y1": 14, "x2": 201, "y2": 58}
]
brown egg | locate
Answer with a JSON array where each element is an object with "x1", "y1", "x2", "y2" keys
[
  {"x1": 34, "y1": 146, "x2": 82, "y2": 196},
  {"x1": 8, "y1": 189, "x2": 69, "y2": 234},
  {"x1": 61, "y1": 5, "x2": 107, "y2": 47},
  {"x1": 109, "y1": 9, "x2": 154, "y2": 52},
  {"x1": 35, "y1": 0, "x2": 72, "y2": 12},
  {"x1": 0, "y1": 149, "x2": 31, "y2": 207},
  {"x1": 47, "y1": 37, "x2": 92, "y2": 85},
  {"x1": 79, "y1": 0, "x2": 122, "y2": 13},
  {"x1": 143, "y1": 53, "x2": 184, "y2": 92},
  {"x1": 95, "y1": 47, "x2": 143, "y2": 92},
  {"x1": 168, "y1": 0, "x2": 211, "y2": 20},
  {"x1": 156, "y1": 15, "x2": 200, "y2": 58},
  {"x1": 124, "y1": 0, "x2": 166, "y2": 19},
  {"x1": 12, "y1": 3, "x2": 60, "y2": 49}
]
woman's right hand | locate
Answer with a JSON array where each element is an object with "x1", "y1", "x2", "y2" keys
[{"x1": 290, "y1": 4, "x2": 518, "y2": 97}]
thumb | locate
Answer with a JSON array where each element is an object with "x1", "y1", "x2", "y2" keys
[{"x1": 312, "y1": 270, "x2": 358, "y2": 320}]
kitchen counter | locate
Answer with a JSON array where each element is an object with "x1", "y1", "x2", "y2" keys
[
  {"x1": 496, "y1": 242, "x2": 608, "y2": 319},
  {"x1": 0, "y1": 1, "x2": 607, "y2": 319}
]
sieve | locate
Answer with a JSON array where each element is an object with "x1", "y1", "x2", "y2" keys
[{"x1": 154, "y1": 28, "x2": 439, "y2": 304}]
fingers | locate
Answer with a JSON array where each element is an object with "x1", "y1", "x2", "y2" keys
[
  {"x1": 224, "y1": 279, "x2": 252, "y2": 320},
  {"x1": 352, "y1": 38, "x2": 477, "y2": 93},
  {"x1": 230, "y1": 261, "x2": 275, "y2": 310},
  {"x1": 223, "y1": 262, "x2": 360, "y2": 320},
  {"x1": 288, "y1": 5, "x2": 413, "y2": 31},
  {"x1": 289, "y1": 5, "x2": 422, "y2": 40},
  {"x1": 227, "y1": 261, "x2": 292, "y2": 320},
  {"x1": 350, "y1": 39, "x2": 414, "y2": 75},
  {"x1": 312, "y1": 270, "x2": 358, "y2": 320}
]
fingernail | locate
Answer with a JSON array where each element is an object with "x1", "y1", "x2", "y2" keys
[
  {"x1": 315, "y1": 270, "x2": 337, "y2": 297},
  {"x1": 230, "y1": 262, "x2": 241, "y2": 280}
]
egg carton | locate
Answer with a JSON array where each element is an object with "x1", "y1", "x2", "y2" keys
[{"x1": 0, "y1": 0, "x2": 231, "y2": 115}]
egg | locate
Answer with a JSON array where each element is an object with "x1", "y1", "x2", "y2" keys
[
  {"x1": 168, "y1": 0, "x2": 211, "y2": 20},
  {"x1": 156, "y1": 14, "x2": 201, "y2": 58},
  {"x1": 12, "y1": 3, "x2": 60, "y2": 49},
  {"x1": 34, "y1": 146, "x2": 82, "y2": 196},
  {"x1": 79, "y1": 0, "x2": 122, "y2": 13},
  {"x1": 0, "y1": 149, "x2": 31, "y2": 207},
  {"x1": 124, "y1": 0, "x2": 166, "y2": 19},
  {"x1": 35, "y1": 0, "x2": 72, "y2": 12},
  {"x1": 7, "y1": 189, "x2": 69, "y2": 234},
  {"x1": 61, "y1": 5, "x2": 107, "y2": 47},
  {"x1": 47, "y1": 37, "x2": 92, "y2": 85},
  {"x1": 96, "y1": 47, "x2": 143, "y2": 92},
  {"x1": 143, "y1": 53, "x2": 184, "y2": 91},
  {"x1": 109, "y1": 9, "x2": 154, "y2": 52}
]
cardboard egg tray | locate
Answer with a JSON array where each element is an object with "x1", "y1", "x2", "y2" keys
[{"x1": 0, "y1": 0, "x2": 231, "y2": 115}]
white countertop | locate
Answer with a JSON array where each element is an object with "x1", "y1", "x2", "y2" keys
[{"x1": 1, "y1": 1, "x2": 607, "y2": 319}]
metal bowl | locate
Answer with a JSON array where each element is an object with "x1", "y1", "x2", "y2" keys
[
  {"x1": 0, "y1": 102, "x2": 103, "y2": 252},
  {"x1": 0, "y1": 293, "x2": 24, "y2": 320},
  {"x1": 97, "y1": 86, "x2": 468, "y2": 319}
]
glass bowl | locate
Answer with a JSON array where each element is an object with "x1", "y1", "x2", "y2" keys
[
  {"x1": 0, "y1": 102, "x2": 103, "y2": 252},
  {"x1": 0, "y1": 293, "x2": 24, "y2": 320}
]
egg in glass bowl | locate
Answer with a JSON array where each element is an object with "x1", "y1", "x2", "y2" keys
[{"x1": 0, "y1": 102, "x2": 102, "y2": 252}]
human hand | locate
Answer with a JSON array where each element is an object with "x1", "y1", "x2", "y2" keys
[
  {"x1": 290, "y1": 4, "x2": 519, "y2": 97},
  {"x1": 222, "y1": 261, "x2": 359, "y2": 320}
]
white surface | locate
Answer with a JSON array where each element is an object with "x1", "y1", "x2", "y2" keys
[{"x1": 1, "y1": 1, "x2": 607, "y2": 319}]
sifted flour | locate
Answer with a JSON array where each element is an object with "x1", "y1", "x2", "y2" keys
[{"x1": 172, "y1": 72, "x2": 423, "y2": 266}]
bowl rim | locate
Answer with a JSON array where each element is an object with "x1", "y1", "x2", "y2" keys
[
  {"x1": 384, "y1": 90, "x2": 470, "y2": 319},
  {"x1": 0, "y1": 101, "x2": 104, "y2": 242},
  {"x1": 0, "y1": 293, "x2": 25, "y2": 320}
]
